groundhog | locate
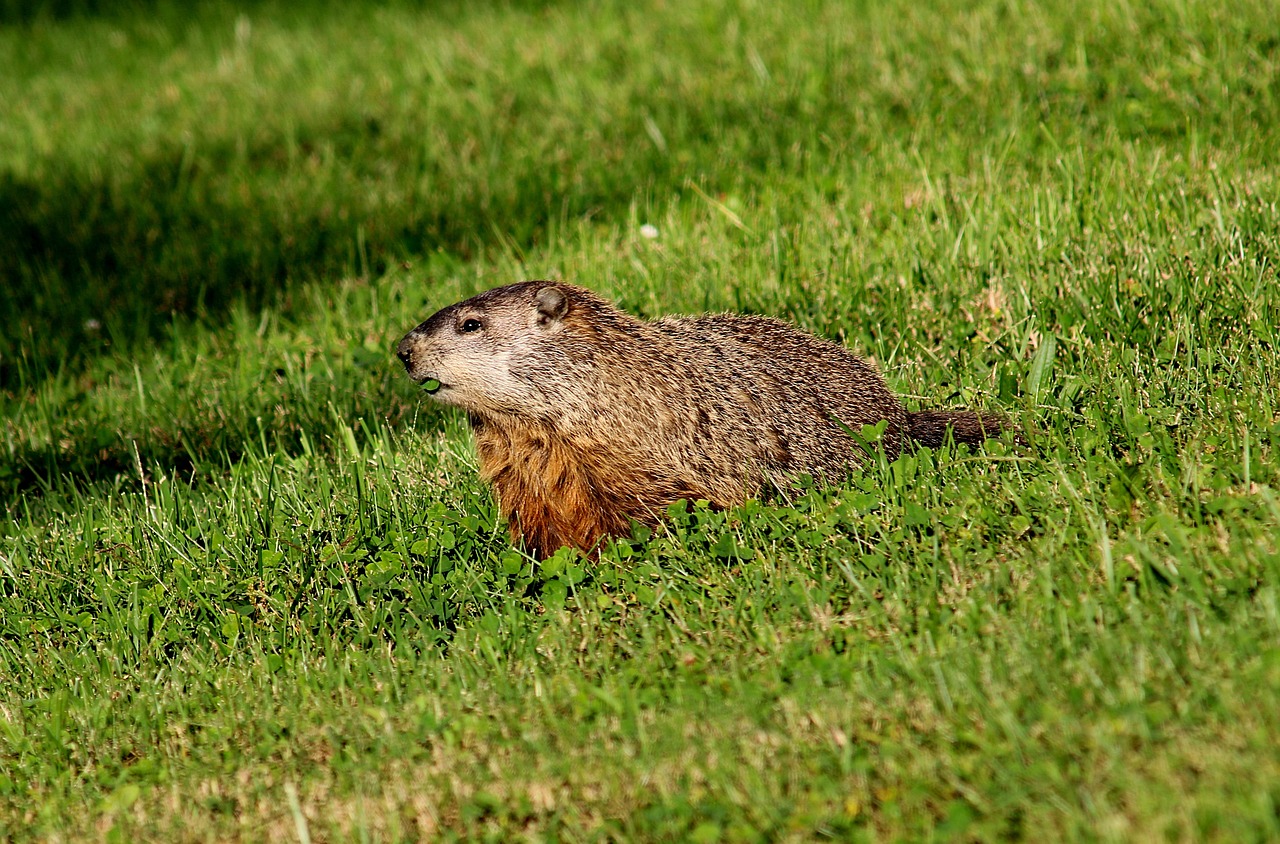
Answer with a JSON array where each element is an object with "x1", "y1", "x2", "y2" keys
[{"x1": 396, "y1": 281, "x2": 1007, "y2": 558}]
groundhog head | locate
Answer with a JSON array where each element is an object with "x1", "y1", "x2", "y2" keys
[{"x1": 396, "y1": 281, "x2": 584, "y2": 417}]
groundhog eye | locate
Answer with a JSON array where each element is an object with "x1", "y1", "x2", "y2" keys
[{"x1": 460, "y1": 318, "x2": 483, "y2": 333}]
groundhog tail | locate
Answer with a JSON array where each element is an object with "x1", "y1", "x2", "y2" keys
[{"x1": 906, "y1": 410, "x2": 1009, "y2": 449}]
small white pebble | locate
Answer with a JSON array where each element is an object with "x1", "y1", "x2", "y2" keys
[{"x1": 639, "y1": 224, "x2": 659, "y2": 240}]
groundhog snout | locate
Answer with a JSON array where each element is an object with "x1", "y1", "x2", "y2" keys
[{"x1": 395, "y1": 335, "x2": 417, "y2": 370}]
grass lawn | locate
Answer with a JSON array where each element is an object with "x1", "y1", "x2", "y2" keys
[{"x1": 2, "y1": 0, "x2": 1279, "y2": 839}]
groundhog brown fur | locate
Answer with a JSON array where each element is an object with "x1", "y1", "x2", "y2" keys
[{"x1": 396, "y1": 281, "x2": 1007, "y2": 558}]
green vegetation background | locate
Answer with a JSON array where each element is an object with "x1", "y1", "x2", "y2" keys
[{"x1": 2, "y1": 0, "x2": 1278, "y2": 839}]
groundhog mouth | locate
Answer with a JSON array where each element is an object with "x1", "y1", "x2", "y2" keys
[{"x1": 403, "y1": 364, "x2": 444, "y2": 393}]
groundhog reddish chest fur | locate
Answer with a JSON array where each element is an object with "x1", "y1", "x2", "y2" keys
[{"x1": 397, "y1": 281, "x2": 1004, "y2": 558}]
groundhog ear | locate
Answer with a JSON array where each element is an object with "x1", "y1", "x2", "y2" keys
[{"x1": 534, "y1": 286, "x2": 569, "y2": 326}]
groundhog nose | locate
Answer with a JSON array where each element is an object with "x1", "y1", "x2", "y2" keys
[{"x1": 395, "y1": 336, "x2": 415, "y2": 369}]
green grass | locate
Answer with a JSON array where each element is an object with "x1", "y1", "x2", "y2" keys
[{"x1": 2, "y1": 0, "x2": 1280, "y2": 839}]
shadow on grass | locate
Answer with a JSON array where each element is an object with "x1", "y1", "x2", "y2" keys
[
  {"x1": 0, "y1": 0, "x2": 560, "y2": 26},
  {"x1": 1, "y1": 366, "x2": 447, "y2": 514},
  {"x1": 0, "y1": 110, "x2": 677, "y2": 391}
]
